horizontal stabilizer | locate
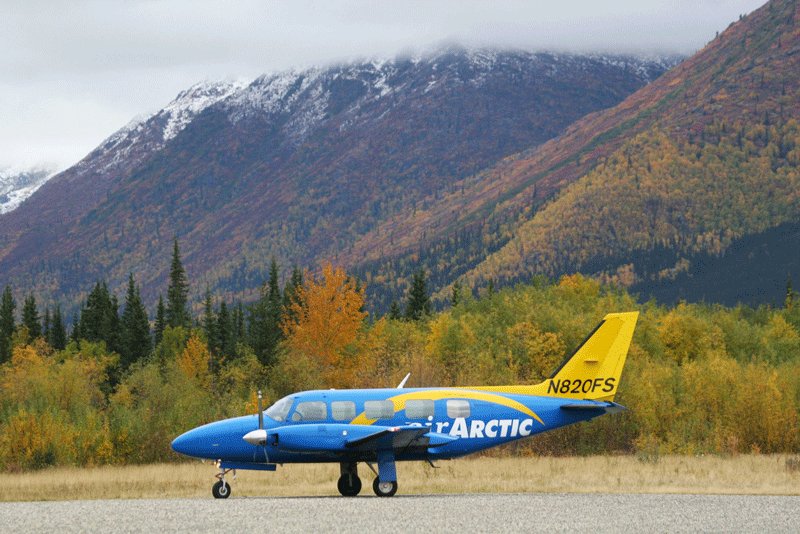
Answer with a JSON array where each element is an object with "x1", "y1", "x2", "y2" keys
[{"x1": 560, "y1": 401, "x2": 626, "y2": 414}]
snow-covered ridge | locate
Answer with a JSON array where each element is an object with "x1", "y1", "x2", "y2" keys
[{"x1": 0, "y1": 167, "x2": 55, "y2": 214}]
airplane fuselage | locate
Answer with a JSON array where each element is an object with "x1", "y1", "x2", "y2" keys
[{"x1": 172, "y1": 386, "x2": 617, "y2": 465}]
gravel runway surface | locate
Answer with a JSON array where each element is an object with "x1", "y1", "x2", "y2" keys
[{"x1": 2, "y1": 493, "x2": 799, "y2": 533}]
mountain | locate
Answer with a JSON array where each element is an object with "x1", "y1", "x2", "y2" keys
[
  {"x1": 0, "y1": 167, "x2": 54, "y2": 214},
  {"x1": 0, "y1": 48, "x2": 673, "y2": 309},
  {"x1": 355, "y1": 0, "x2": 800, "y2": 308}
]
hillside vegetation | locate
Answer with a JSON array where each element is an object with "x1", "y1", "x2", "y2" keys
[
  {"x1": 1, "y1": 272, "x2": 799, "y2": 471},
  {"x1": 464, "y1": 119, "x2": 800, "y2": 288}
]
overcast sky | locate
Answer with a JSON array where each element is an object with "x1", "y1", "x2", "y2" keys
[{"x1": 1, "y1": 0, "x2": 766, "y2": 171}]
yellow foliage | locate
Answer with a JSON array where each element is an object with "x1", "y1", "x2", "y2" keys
[
  {"x1": 177, "y1": 334, "x2": 211, "y2": 388},
  {"x1": 281, "y1": 263, "x2": 367, "y2": 388}
]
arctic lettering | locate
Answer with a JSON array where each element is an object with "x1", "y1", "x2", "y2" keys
[{"x1": 447, "y1": 418, "x2": 535, "y2": 439}]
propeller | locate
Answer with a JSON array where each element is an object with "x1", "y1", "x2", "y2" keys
[{"x1": 243, "y1": 390, "x2": 270, "y2": 463}]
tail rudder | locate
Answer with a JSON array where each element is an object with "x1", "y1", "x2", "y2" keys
[{"x1": 539, "y1": 311, "x2": 638, "y2": 401}]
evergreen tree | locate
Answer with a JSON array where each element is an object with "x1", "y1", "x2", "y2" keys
[
  {"x1": 22, "y1": 294, "x2": 42, "y2": 339},
  {"x1": 120, "y1": 273, "x2": 152, "y2": 370},
  {"x1": 388, "y1": 301, "x2": 402, "y2": 320},
  {"x1": 79, "y1": 281, "x2": 120, "y2": 353},
  {"x1": 451, "y1": 280, "x2": 462, "y2": 308},
  {"x1": 786, "y1": 277, "x2": 795, "y2": 310},
  {"x1": 166, "y1": 238, "x2": 190, "y2": 328},
  {"x1": 154, "y1": 295, "x2": 166, "y2": 346},
  {"x1": 50, "y1": 305, "x2": 67, "y2": 350},
  {"x1": 0, "y1": 286, "x2": 15, "y2": 363},
  {"x1": 248, "y1": 258, "x2": 283, "y2": 365},
  {"x1": 43, "y1": 307, "x2": 51, "y2": 343},
  {"x1": 202, "y1": 287, "x2": 216, "y2": 352},
  {"x1": 217, "y1": 301, "x2": 235, "y2": 357},
  {"x1": 234, "y1": 302, "x2": 245, "y2": 344},
  {"x1": 70, "y1": 311, "x2": 81, "y2": 344},
  {"x1": 282, "y1": 266, "x2": 303, "y2": 322},
  {"x1": 405, "y1": 268, "x2": 431, "y2": 321}
]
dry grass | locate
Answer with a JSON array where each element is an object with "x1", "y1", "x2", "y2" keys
[{"x1": 2, "y1": 455, "x2": 798, "y2": 502}]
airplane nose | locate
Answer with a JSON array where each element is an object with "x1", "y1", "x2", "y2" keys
[{"x1": 171, "y1": 431, "x2": 193, "y2": 456}]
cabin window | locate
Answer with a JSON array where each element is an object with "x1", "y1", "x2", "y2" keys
[
  {"x1": 265, "y1": 396, "x2": 293, "y2": 422},
  {"x1": 331, "y1": 401, "x2": 356, "y2": 421},
  {"x1": 447, "y1": 399, "x2": 470, "y2": 418},
  {"x1": 364, "y1": 400, "x2": 395, "y2": 420},
  {"x1": 291, "y1": 401, "x2": 327, "y2": 422},
  {"x1": 405, "y1": 399, "x2": 434, "y2": 419}
]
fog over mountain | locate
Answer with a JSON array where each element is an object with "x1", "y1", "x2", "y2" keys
[{"x1": 0, "y1": 0, "x2": 765, "y2": 170}]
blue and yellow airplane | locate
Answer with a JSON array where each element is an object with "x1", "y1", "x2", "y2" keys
[{"x1": 172, "y1": 311, "x2": 638, "y2": 498}]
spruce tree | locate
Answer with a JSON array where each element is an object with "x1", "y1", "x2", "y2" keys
[
  {"x1": 22, "y1": 294, "x2": 42, "y2": 339},
  {"x1": 405, "y1": 268, "x2": 431, "y2": 321},
  {"x1": 154, "y1": 295, "x2": 166, "y2": 346},
  {"x1": 166, "y1": 238, "x2": 190, "y2": 328},
  {"x1": 70, "y1": 312, "x2": 81, "y2": 344},
  {"x1": 50, "y1": 305, "x2": 67, "y2": 350},
  {"x1": 786, "y1": 277, "x2": 795, "y2": 310},
  {"x1": 388, "y1": 301, "x2": 402, "y2": 320},
  {"x1": 248, "y1": 258, "x2": 283, "y2": 366},
  {"x1": 43, "y1": 307, "x2": 51, "y2": 343},
  {"x1": 0, "y1": 286, "x2": 15, "y2": 363},
  {"x1": 217, "y1": 301, "x2": 234, "y2": 357},
  {"x1": 451, "y1": 280, "x2": 462, "y2": 307},
  {"x1": 79, "y1": 281, "x2": 120, "y2": 353},
  {"x1": 282, "y1": 266, "x2": 303, "y2": 322},
  {"x1": 202, "y1": 288, "x2": 216, "y2": 353},
  {"x1": 120, "y1": 273, "x2": 152, "y2": 370}
]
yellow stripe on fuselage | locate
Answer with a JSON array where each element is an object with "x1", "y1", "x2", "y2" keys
[{"x1": 349, "y1": 389, "x2": 544, "y2": 426}]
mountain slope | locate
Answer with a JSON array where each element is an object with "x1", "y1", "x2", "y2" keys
[
  {"x1": 355, "y1": 0, "x2": 800, "y2": 307},
  {"x1": 0, "y1": 49, "x2": 671, "y2": 308}
]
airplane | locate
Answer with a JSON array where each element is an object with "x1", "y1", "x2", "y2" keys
[{"x1": 171, "y1": 311, "x2": 638, "y2": 498}]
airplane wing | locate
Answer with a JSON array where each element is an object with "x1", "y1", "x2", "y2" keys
[{"x1": 345, "y1": 426, "x2": 430, "y2": 451}]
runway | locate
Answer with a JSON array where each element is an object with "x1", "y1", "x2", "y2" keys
[{"x1": 2, "y1": 493, "x2": 799, "y2": 533}]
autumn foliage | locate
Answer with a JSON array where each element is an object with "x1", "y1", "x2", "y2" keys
[{"x1": 1, "y1": 272, "x2": 799, "y2": 471}]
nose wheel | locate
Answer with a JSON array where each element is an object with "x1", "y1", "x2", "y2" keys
[
  {"x1": 212, "y1": 465, "x2": 234, "y2": 499},
  {"x1": 212, "y1": 479, "x2": 231, "y2": 499},
  {"x1": 373, "y1": 478, "x2": 398, "y2": 497}
]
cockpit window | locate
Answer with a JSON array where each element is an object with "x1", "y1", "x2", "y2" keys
[
  {"x1": 265, "y1": 396, "x2": 293, "y2": 422},
  {"x1": 291, "y1": 401, "x2": 327, "y2": 422}
]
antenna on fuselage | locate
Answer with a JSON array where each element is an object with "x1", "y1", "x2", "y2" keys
[{"x1": 396, "y1": 373, "x2": 411, "y2": 389}]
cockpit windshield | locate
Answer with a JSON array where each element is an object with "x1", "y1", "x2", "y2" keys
[{"x1": 265, "y1": 395, "x2": 293, "y2": 422}]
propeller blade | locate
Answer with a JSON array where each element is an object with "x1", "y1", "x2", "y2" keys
[{"x1": 257, "y1": 390, "x2": 264, "y2": 430}]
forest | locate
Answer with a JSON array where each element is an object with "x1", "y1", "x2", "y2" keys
[{"x1": 0, "y1": 240, "x2": 799, "y2": 471}]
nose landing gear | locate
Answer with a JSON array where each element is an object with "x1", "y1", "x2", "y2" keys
[{"x1": 212, "y1": 464, "x2": 235, "y2": 499}]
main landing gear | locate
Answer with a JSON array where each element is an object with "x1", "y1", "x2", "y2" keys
[
  {"x1": 337, "y1": 462, "x2": 362, "y2": 496},
  {"x1": 338, "y1": 457, "x2": 400, "y2": 497},
  {"x1": 212, "y1": 465, "x2": 235, "y2": 499}
]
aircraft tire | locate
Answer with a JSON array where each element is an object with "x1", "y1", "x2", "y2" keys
[
  {"x1": 337, "y1": 474, "x2": 362, "y2": 496},
  {"x1": 212, "y1": 480, "x2": 231, "y2": 499},
  {"x1": 372, "y1": 478, "x2": 398, "y2": 497}
]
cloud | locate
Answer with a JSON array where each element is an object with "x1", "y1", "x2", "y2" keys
[{"x1": 0, "y1": 0, "x2": 767, "y2": 169}]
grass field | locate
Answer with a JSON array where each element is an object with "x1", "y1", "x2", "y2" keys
[{"x1": 2, "y1": 455, "x2": 799, "y2": 502}]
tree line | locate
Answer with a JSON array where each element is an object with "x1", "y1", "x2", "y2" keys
[{"x1": 2, "y1": 256, "x2": 798, "y2": 471}]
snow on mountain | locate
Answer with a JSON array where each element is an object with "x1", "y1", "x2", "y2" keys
[{"x1": 0, "y1": 167, "x2": 55, "y2": 214}]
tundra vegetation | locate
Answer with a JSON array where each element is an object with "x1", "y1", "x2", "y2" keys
[{"x1": 0, "y1": 243, "x2": 799, "y2": 472}]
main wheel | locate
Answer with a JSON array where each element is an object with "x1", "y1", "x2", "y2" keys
[
  {"x1": 212, "y1": 480, "x2": 231, "y2": 499},
  {"x1": 337, "y1": 474, "x2": 362, "y2": 497},
  {"x1": 372, "y1": 478, "x2": 398, "y2": 497}
]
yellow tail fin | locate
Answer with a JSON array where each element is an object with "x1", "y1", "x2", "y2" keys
[
  {"x1": 476, "y1": 312, "x2": 638, "y2": 401},
  {"x1": 540, "y1": 312, "x2": 638, "y2": 400}
]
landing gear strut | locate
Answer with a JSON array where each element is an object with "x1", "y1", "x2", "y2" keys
[
  {"x1": 337, "y1": 462, "x2": 362, "y2": 496},
  {"x1": 212, "y1": 464, "x2": 235, "y2": 499}
]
